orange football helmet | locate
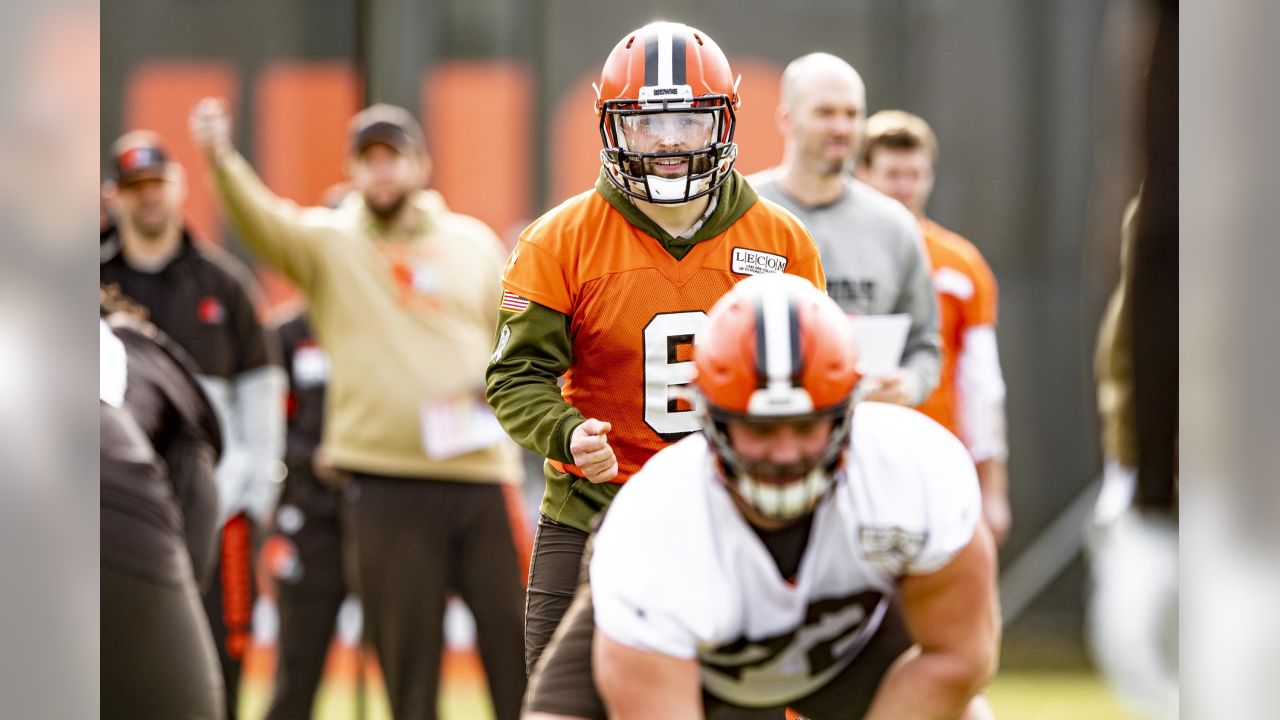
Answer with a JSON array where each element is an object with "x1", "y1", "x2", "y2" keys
[
  {"x1": 595, "y1": 21, "x2": 741, "y2": 204},
  {"x1": 694, "y1": 274, "x2": 862, "y2": 521}
]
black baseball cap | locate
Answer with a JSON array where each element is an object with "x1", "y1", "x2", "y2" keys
[
  {"x1": 349, "y1": 104, "x2": 425, "y2": 157},
  {"x1": 111, "y1": 130, "x2": 173, "y2": 185}
]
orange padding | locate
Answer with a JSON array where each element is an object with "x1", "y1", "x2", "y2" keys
[
  {"x1": 547, "y1": 458, "x2": 586, "y2": 479},
  {"x1": 221, "y1": 512, "x2": 255, "y2": 659}
]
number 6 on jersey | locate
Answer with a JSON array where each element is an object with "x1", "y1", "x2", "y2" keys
[{"x1": 644, "y1": 311, "x2": 708, "y2": 439}]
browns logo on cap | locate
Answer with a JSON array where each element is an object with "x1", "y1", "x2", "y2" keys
[{"x1": 111, "y1": 130, "x2": 172, "y2": 185}]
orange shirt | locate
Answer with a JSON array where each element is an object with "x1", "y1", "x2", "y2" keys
[
  {"x1": 502, "y1": 190, "x2": 825, "y2": 482},
  {"x1": 914, "y1": 218, "x2": 998, "y2": 439}
]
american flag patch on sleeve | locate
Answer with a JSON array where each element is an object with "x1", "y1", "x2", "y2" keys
[{"x1": 500, "y1": 290, "x2": 530, "y2": 313}]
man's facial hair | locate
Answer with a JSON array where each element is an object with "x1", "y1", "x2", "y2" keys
[
  {"x1": 366, "y1": 191, "x2": 409, "y2": 222},
  {"x1": 129, "y1": 210, "x2": 171, "y2": 240}
]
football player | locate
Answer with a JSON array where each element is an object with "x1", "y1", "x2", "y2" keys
[
  {"x1": 101, "y1": 304, "x2": 225, "y2": 719},
  {"x1": 524, "y1": 274, "x2": 999, "y2": 720},
  {"x1": 1087, "y1": 197, "x2": 1178, "y2": 719},
  {"x1": 485, "y1": 21, "x2": 826, "y2": 677},
  {"x1": 856, "y1": 110, "x2": 1011, "y2": 545}
]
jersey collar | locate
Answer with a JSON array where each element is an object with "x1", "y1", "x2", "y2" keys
[{"x1": 594, "y1": 168, "x2": 759, "y2": 260}]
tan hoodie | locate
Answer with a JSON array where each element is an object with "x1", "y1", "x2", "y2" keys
[{"x1": 212, "y1": 153, "x2": 519, "y2": 483}]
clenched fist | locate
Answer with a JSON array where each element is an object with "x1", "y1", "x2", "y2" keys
[
  {"x1": 189, "y1": 97, "x2": 234, "y2": 161},
  {"x1": 569, "y1": 418, "x2": 618, "y2": 484}
]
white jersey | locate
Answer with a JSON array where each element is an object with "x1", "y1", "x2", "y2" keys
[{"x1": 590, "y1": 402, "x2": 980, "y2": 708}]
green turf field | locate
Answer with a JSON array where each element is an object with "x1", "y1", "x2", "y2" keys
[
  {"x1": 986, "y1": 671, "x2": 1133, "y2": 719},
  {"x1": 240, "y1": 668, "x2": 1133, "y2": 719}
]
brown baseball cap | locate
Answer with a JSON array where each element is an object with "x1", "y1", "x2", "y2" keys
[
  {"x1": 110, "y1": 130, "x2": 174, "y2": 185},
  {"x1": 349, "y1": 104, "x2": 425, "y2": 157}
]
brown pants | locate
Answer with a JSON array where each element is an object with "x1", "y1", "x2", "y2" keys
[
  {"x1": 523, "y1": 515, "x2": 591, "y2": 675},
  {"x1": 103, "y1": 565, "x2": 225, "y2": 720},
  {"x1": 265, "y1": 477, "x2": 346, "y2": 720},
  {"x1": 345, "y1": 473, "x2": 527, "y2": 720}
]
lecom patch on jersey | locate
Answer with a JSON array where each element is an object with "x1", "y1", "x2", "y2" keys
[{"x1": 731, "y1": 247, "x2": 788, "y2": 276}]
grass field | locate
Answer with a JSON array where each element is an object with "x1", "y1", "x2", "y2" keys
[
  {"x1": 986, "y1": 671, "x2": 1133, "y2": 720},
  {"x1": 237, "y1": 644, "x2": 1134, "y2": 719}
]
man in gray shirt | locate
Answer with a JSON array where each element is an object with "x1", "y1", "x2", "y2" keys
[{"x1": 752, "y1": 52, "x2": 941, "y2": 406}]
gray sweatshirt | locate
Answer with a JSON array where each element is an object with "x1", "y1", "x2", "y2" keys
[{"x1": 751, "y1": 171, "x2": 941, "y2": 405}]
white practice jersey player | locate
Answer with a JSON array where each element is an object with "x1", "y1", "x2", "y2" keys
[{"x1": 590, "y1": 401, "x2": 981, "y2": 708}]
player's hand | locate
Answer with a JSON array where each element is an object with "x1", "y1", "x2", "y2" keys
[
  {"x1": 570, "y1": 418, "x2": 618, "y2": 484},
  {"x1": 983, "y1": 493, "x2": 1011, "y2": 546},
  {"x1": 862, "y1": 370, "x2": 914, "y2": 405},
  {"x1": 189, "y1": 97, "x2": 234, "y2": 161},
  {"x1": 312, "y1": 446, "x2": 350, "y2": 489},
  {"x1": 976, "y1": 459, "x2": 1010, "y2": 546}
]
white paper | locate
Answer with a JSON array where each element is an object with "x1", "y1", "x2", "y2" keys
[
  {"x1": 848, "y1": 313, "x2": 911, "y2": 378},
  {"x1": 420, "y1": 391, "x2": 507, "y2": 460}
]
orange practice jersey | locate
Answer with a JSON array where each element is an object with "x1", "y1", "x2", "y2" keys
[
  {"x1": 501, "y1": 190, "x2": 824, "y2": 483},
  {"x1": 914, "y1": 218, "x2": 998, "y2": 437}
]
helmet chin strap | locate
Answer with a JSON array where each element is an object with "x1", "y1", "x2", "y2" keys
[
  {"x1": 642, "y1": 173, "x2": 709, "y2": 204},
  {"x1": 734, "y1": 465, "x2": 832, "y2": 521},
  {"x1": 702, "y1": 402, "x2": 855, "y2": 524},
  {"x1": 608, "y1": 137, "x2": 735, "y2": 205}
]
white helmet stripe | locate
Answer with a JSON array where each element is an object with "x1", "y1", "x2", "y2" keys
[
  {"x1": 657, "y1": 25, "x2": 674, "y2": 86},
  {"x1": 760, "y1": 289, "x2": 794, "y2": 388}
]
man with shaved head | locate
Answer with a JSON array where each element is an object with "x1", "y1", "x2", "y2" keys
[{"x1": 752, "y1": 53, "x2": 941, "y2": 408}]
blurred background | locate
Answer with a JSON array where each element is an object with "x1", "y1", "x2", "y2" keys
[{"x1": 101, "y1": 0, "x2": 1154, "y2": 716}]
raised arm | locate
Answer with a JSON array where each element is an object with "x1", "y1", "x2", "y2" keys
[{"x1": 189, "y1": 97, "x2": 323, "y2": 289}]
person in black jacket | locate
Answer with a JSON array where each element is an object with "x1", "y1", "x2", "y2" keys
[
  {"x1": 100, "y1": 306, "x2": 225, "y2": 719},
  {"x1": 263, "y1": 307, "x2": 349, "y2": 720}
]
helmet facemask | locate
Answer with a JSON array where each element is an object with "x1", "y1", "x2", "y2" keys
[
  {"x1": 700, "y1": 397, "x2": 853, "y2": 525},
  {"x1": 598, "y1": 89, "x2": 738, "y2": 205}
]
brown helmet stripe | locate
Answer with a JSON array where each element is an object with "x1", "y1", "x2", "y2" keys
[
  {"x1": 644, "y1": 29, "x2": 659, "y2": 86},
  {"x1": 671, "y1": 31, "x2": 686, "y2": 86}
]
